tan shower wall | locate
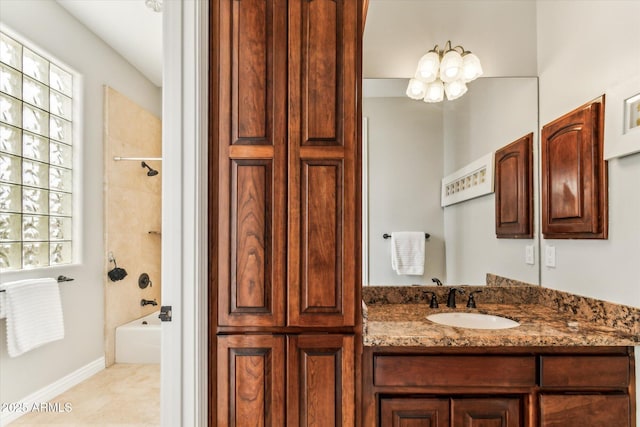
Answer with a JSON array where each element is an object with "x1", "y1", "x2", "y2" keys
[{"x1": 104, "y1": 87, "x2": 162, "y2": 366}]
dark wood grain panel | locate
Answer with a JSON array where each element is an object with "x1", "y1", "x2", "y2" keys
[
  {"x1": 548, "y1": 129, "x2": 581, "y2": 219},
  {"x1": 499, "y1": 156, "x2": 519, "y2": 222},
  {"x1": 217, "y1": 335, "x2": 285, "y2": 427},
  {"x1": 301, "y1": 160, "x2": 342, "y2": 313},
  {"x1": 216, "y1": 0, "x2": 287, "y2": 328},
  {"x1": 540, "y1": 355, "x2": 630, "y2": 388},
  {"x1": 539, "y1": 394, "x2": 630, "y2": 427},
  {"x1": 233, "y1": 0, "x2": 268, "y2": 142},
  {"x1": 232, "y1": 161, "x2": 269, "y2": 310},
  {"x1": 452, "y1": 398, "x2": 522, "y2": 427},
  {"x1": 380, "y1": 398, "x2": 450, "y2": 427},
  {"x1": 219, "y1": 158, "x2": 286, "y2": 327},
  {"x1": 541, "y1": 97, "x2": 607, "y2": 239},
  {"x1": 287, "y1": 335, "x2": 355, "y2": 427},
  {"x1": 302, "y1": 0, "x2": 339, "y2": 143},
  {"x1": 374, "y1": 355, "x2": 536, "y2": 387},
  {"x1": 495, "y1": 133, "x2": 533, "y2": 238},
  {"x1": 287, "y1": 0, "x2": 359, "y2": 328}
]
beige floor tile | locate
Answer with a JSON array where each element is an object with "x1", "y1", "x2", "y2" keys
[{"x1": 9, "y1": 364, "x2": 159, "y2": 427}]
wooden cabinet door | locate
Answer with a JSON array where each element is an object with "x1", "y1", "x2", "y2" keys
[
  {"x1": 287, "y1": 0, "x2": 360, "y2": 327},
  {"x1": 217, "y1": 335, "x2": 285, "y2": 426},
  {"x1": 495, "y1": 133, "x2": 534, "y2": 238},
  {"x1": 380, "y1": 398, "x2": 450, "y2": 427},
  {"x1": 215, "y1": 0, "x2": 287, "y2": 327},
  {"x1": 452, "y1": 398, "x2": 522, "y2": 427},
  {"x1": 541, "y1": 97, "x2": 607, "y2": 239},
  {"x1": 287, "y1": 334, "x2": 355, "y2": 427},
  {"x1": 539, "y1": 394, "x2": 630, "y2": 427}
]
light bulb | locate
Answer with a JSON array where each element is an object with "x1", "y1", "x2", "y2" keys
[
  {"x1": 461, "y1": 53, "x2": 483, "y2": 82},
  {"x1": 415, "y1": 51, "x2": 440, "y2": 83},
  {"x1": 439, "y1": 50, "x2": 463, "y2": 82},
  {"x1": 406, "y1": 78, "x2": 427, "y2": 100},
  {"x1": 423, "y1": 80, "x2": 445, "y2": 103},
  {"x1": 444, "y1": 80, "x2": 468, "y2": 101}
]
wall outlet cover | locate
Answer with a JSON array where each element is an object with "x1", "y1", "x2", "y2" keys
[
  {"x1": 525, "y1": 245, "x2": 535, "y2": 265},
  {"x1": 545, "y1": 245, "x2": 556, "y2": 268}
]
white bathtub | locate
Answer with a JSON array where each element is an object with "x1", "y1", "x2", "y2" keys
[{"x1": 115, "y1": 311, "x2": 161, "y2": 364}]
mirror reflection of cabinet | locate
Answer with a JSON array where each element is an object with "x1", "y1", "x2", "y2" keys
[
  {"x1": 495, "y1": 133, "x2": 534, "y2": 239},
  {"x1": 541, "y1": 97, "x2": 608, "y2": 239}
]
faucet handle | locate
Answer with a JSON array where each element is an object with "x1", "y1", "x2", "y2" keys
[
  {"x1": 423, "y1": 291, "x2": 439, "y2": 308},
  {"x1": 466, "y1": 290, "x2": 483, "y2": 308}
]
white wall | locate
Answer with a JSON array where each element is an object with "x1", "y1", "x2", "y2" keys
[
  {"x1": 536, "y1": 0, "x2": 640, "y2": 307},
  {"x1": 363, "y1": 0, "x2": 537, "y2": 78},
  {"x1": 363, "y1": 95, "x2": 445, "y2": 285},
  {"x1": 443, "y1": 78, "x2": 540, "y2": 285},
  {"x1": 0, "y1": 0, "x2": 161, "y2": 405}
]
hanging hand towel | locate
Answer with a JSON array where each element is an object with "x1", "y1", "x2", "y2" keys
[
  {"x1": 1, "y1": 278, "x2": 65, "y2": 358},
  {"x1": 391, "y1": 231, "x2": 426, "y2": 275}
]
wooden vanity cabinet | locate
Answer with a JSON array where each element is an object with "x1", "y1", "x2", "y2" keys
[
  {"x1": 364, "y1": 347, "x2": 635, "y2": 427},
  {"x1": 380, "y1": 397, "x2": 522, "y2": 427},
  {"x1": 210, "y1": 0, "x2": 362, "y2": 425}
]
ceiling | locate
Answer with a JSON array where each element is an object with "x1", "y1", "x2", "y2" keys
[
  {"x1": 53, "y1": 0, "x2": 537, "y2": 87},
  {"x1": 56, "y1": 0, "x2": 163, "y2": 87}
]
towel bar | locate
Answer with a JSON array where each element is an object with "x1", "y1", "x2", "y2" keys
[
  {"x1": 0, "y1": 275, "x2": 74, "y2": 292},
  {"x1": 383, "y1": 233, "x2": 430, "y2": 239}
]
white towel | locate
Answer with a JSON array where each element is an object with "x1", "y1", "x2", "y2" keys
[
  {"x1": 1, "y1": 278, "x2": 65, "y2": 358},
  {"x1": 391, "y1": 231, "x2": 425, "y2": 275}
]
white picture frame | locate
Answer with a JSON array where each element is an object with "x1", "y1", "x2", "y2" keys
[
  {"x1": 441, "y1": 152, "x2": 494, "y2": 207},
  {"x1": 604, "y1": 74, "x2": 640, "y2": 160}
]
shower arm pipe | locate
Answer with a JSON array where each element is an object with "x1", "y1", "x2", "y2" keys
[{"x1": 113, "y1": 156, "x2": 163, "y2": 161}]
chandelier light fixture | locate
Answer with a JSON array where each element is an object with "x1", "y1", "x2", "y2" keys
[
  {"x1": 145, "y1": 0, "x2": 163, "y2": 13},
  {"x1": 406, "y1": 41, "x2": 483, "y2": 103}
]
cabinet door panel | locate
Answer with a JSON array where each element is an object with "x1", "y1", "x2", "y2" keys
[
  {"x1": 288, "y1": 0, "x2": 359, "y2": 327},
  {"x1": 539, "y1": 394, "x2": 630, "y2": 427},
  {"x1": 495, "y1": 133, "x2": 534, "y2": 238},
  {"x1": 541, "y1": 97, "x2": 607, "y2": 239},
  {"x1": 452, "y1": 398, "x2": 522, "y2": 427},
  {"x1": 217, "y1": 335, "x2": 285, "y2": 427},
  {"x1": 380, "y1": 398, "x2": 450, "y2": 427},
  {"x1": 217, "y1": 0, "x2": 287, "y2": 327},
  {"x1": 287, "y1": 335, "x2": 355, "y2": 427}
]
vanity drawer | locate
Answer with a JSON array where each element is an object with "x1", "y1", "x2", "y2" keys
[
  {"x1": 540, "y1": 355, "x2": 630, "y2": 388},
  {"x1": 374, "y1": 355, "x2": 536, "y2": 387}
]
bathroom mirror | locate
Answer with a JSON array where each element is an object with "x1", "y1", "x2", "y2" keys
[{"x1": 362, "y1": 77, "x2": 540, "y2": 286}]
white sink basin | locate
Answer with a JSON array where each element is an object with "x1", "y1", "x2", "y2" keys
[{"x1": 426, "y1": 312, "x2": 520, "y2": 330}]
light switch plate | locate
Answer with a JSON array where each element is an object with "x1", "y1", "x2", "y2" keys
[
  {"x1": 525, "y1": 245, "x2": 535, "y2": 265},
  {"x1": 545, "y1": 245, "x2": 556, "y2": 268}
]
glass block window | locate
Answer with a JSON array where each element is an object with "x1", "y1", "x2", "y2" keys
[{"x1": 0, "y1": 31, "x2": 75, "y2": 271}]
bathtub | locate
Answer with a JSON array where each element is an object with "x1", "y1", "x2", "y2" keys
[{"x1": 115, "y1": 311, "x2": 161, "y2": 364}]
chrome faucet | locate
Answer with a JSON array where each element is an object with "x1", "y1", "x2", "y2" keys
[
  {"x1": 141, "y1": 298, "x2": 158, "y2": 307},
  {"x1": 446, "y1": 288, "x2": 465, "y2": 308}
]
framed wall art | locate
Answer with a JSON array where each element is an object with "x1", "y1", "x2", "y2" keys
[{"x1": 604, "y1": 74, "x2": 640, "y2": 159}]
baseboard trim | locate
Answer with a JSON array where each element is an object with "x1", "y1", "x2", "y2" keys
[{"x1": 0, "y1": 356, "x2": 105, "y2": 426}]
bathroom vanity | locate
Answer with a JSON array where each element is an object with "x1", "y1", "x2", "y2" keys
[{"x1": 362, "y1": 283, "x2": 639, "y2": 427}]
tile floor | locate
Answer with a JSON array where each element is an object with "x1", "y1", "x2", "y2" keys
[{"x1": 9, "y1": 364, "x2": 160, "y2": 427}]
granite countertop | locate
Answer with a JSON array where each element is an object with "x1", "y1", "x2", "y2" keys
[{"x1": 363, "y1": 275, "x2": 640, "y2": 347}]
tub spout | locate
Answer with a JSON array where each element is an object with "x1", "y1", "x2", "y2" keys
[{"x1": 141, "y1": 299, "x2": 158, "y2": 307}]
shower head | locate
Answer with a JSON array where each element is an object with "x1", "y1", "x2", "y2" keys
[{"x1": 141, "y1": 161, "x2": 159, "y2": 176}]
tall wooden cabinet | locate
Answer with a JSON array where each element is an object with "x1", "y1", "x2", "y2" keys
[{"x1": 210, "y1": 0, "x2": 362, "y2": 425}]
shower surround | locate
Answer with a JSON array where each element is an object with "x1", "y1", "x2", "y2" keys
[{"x1": 103, "y1": 87, "x2": 161, "y2": 366}]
